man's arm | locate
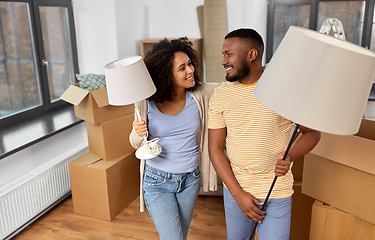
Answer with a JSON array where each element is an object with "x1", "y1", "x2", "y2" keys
[
  {"x1": 275, "y1": 125, "x2": 321, "y2": 176},
  {"x1": 208, "y1": 128, "x2": 265, "y2": 223}
]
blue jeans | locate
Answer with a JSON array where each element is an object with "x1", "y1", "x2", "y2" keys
[
  {"x1": 143, "y1": 164, "x2": 201, "y2": 240},
  {"x1": 223, "y1": 187, "x2": 292, "y2": 240}
]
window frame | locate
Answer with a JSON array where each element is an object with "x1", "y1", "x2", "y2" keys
[
  {"x1": 266, "y1": 0, "x2": 319, "y2": 63},
  {"x1": 267, "y1": 0, "x2": 375, "y2": 100},
  {"x1": 0, "y1": 0, "x2": 79, "y2": 129}
]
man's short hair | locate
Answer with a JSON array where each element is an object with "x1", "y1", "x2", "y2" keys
[{"x1": 225, "y1": 28, "x2": 264, "y2": 55}]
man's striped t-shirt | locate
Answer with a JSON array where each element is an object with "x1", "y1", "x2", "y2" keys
[{"x1": 208, "y1": 80, "x2": 294, "y2": 199}]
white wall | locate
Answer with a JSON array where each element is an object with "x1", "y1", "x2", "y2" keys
[
  {"x1": 72, "y1": 0, "x2": 118, "y2": 74},
  {"x1": 114, "y1": 0, "x2": 150, "y2": 57},
  {"x1": 147, "y1": 0, "x2": 204, "y2": 39},
  {"x1": 73, "y1": 0, "x2": 268, "y2": 73}
]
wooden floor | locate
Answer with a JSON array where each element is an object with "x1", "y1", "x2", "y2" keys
[{"x1": 12, "y1": 195, "x2": 227, "y2": 240}]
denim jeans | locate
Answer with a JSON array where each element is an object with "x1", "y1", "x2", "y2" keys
[
  {"x1": 223, "y1": 187, "x2": 292, "y2": 240},
  {"x1": 143, "y1": 164, "x2": 201, "y2": 240}
]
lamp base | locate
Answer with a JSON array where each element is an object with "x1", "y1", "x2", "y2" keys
[{"x1": 135, "y1": 138, "x2": 162, "y2": 160}]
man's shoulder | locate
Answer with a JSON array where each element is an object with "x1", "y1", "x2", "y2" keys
[
  {"x1": 210, "y1": 82, "x2": 240, "y2": 103},
  {"x1": 214, "y1": 81, "x2": 237, "y2": 91},
  {"x1": 213, "y1": 82, "x2": 245, "y2": 97}
]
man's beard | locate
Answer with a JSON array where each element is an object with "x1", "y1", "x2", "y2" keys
[{"x1": 226, "y1": 58, "x2": 250, "y2": 82}]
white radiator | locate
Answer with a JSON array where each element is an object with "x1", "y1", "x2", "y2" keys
[{"x1": 0, "y1": 144, "x2": 89, "y2": 240}]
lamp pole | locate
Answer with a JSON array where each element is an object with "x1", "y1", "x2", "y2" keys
[{"x1": 249, "y1": 124, "x2": 300, "y2": 240}]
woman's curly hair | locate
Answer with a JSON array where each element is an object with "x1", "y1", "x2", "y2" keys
[{"x1": 144, "y1": 37, "x2": 201, "y2": 103}]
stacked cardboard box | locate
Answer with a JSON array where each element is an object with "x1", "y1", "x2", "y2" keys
[
  {"x1": 302, "y1": 119, "x2": 375, "y2": 237},
  {"x1": 85, "y1": 114, "x2": 134, "y2": 160},
  {"x1": 60, "y1": 84, "x2": 140, "y2": 221},
  {"x1": 69, "y1": 151, "x2": 139, "y2": 220},
  {"x1": 60, "y1": 84, "x2": 131, "y2": 124},
  {"x1": 310, "y1": 200, "x2": 375, "y2": 240}
]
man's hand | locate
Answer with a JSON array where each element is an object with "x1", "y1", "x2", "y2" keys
[
  {"x1": 134, "y1": 120, "x2": 147, "y2": 137},
  {"x1": 274, "y1": 125, "x2": 321, "y2": 177},
  {"x1": 233, "y1": 190, "x2": 266, "y2": 223},
  {"x1": 209, "y1": 128, "x2": 266, "y2": 222},
  {"x1": 275, "y1": 151, "x2": 291, "y2": 176}
]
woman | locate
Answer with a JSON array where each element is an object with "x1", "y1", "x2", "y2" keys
[{"x1": 129, "y1": 37, "x2": 218, "y2": 240}]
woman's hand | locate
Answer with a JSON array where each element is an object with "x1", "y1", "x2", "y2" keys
[{"x1": 134, "y1": 120, "x2": 147, "y2": 137}]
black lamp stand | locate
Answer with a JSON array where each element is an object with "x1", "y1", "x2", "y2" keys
[{"x1": 249, "y1": 123, "x2": 300, "y2": 240}]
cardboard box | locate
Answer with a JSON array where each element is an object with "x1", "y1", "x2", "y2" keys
[
  {"x1": 355, "y1": 118, "x2": 375, "y2": 140},
  {"x1": 60, "y1": 83, "x2": 133, "y2": 124},
  {"x1": 86, "y1": 113, "x2": 134, "y2": 161},
  {"x1": 310, "y1": 200, "x2": 375, "y2": 240},
  {"x1": 302, "y1": 119, "x2": 375, "y2": 224},
  {"x1": 69, "y1": 151, "x2": 140, "y2": 221}
]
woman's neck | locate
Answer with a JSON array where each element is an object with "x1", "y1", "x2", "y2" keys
[
  {"x1": 155, "y1": 89, "x2": 186, "y2": 116},
  {"x1": 174, "y1": 88, "x2": 186, "y2": 102}
]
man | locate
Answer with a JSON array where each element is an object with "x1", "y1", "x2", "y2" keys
[{"x1": 208, "y1": 28, "x2": 321, "y2": 240}]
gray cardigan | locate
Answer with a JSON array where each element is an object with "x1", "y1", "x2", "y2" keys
[{"x1": 129, "y1": 83, "x2": 220, "y2": 212}]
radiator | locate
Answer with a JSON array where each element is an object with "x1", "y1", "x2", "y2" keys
[{"x1": 0, "y1": 144, "x2": 89, "y2": 240}]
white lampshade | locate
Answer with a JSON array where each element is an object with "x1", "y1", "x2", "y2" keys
[
  {"x1": 104, "y1": 55, "x2": 156, "y2": 106},
  {"x1": 254, "y1": 26, "x2": 375, "y2": 135}
]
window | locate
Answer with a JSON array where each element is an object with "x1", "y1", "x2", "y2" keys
[
  {"x1": 273, "y1": 4, "x2": 311, "y2": 55},
  {"x1": 372, "y1": 4, "x2": 375, "y2": 52},
  {"x1": 370, "y1": 4, "x2": 375, "y2": 98},
  {"x1": 267, "y1": 0, "x2": 375, "y2": 99},
  {"x1": 0, "y1": 0, "x2": 78, "y2": 128}
]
